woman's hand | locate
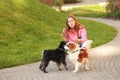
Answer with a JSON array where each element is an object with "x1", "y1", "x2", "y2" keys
[{"x1": 74, "y1": 39, "x2": 80, "y2": 43}]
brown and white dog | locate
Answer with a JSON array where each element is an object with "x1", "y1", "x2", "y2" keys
[{"x1": 64, "y1": 40, "x2": 93, "y2": 73}]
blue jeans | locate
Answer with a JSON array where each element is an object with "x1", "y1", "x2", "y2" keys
[{"x1": 79, "y1": 43, "x2": 82, "y2": 47}]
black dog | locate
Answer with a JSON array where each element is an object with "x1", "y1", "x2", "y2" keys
[{"x1": 39, "y1": 41, "x2": 68, "y2": 73}]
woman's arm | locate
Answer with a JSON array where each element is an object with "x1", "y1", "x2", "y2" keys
[{"x1": 79, "y1": 28, "x2": 87, "y2": 43}]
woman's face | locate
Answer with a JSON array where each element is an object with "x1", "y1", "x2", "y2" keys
[{"x1": 67, "y1": 17, "x2": 75, "y2": 28}]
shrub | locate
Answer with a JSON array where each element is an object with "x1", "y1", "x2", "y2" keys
[
  {"x1": 106, "y1": 0, "x2": 120, "y2": 19},
  {"x1": 39, "y1": 0, "x2": 64, "y2": 6},
  {"x1": 63, "y1": 0, "x2": 81, "y2": 4}
]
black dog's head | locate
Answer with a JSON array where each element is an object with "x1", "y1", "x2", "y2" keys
[{"x1": 58, "y1": 41, "x2": 66, "y2": 50}]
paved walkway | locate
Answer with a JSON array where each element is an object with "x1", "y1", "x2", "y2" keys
[{"x1": 1, "y1": 0, "x2": 120, "y2": 80}]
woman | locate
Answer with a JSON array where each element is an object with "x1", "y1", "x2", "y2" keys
[{"x1": 62, "y1": 14, "x2": 87, "y2": 47}]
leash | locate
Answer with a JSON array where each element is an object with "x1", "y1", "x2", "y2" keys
[
  {"x1": 58, "y1": 48, "x2": 64, "y2": 51},
  {"x1": 71, "y1": 49, "x2": 79, "y2": 53}
]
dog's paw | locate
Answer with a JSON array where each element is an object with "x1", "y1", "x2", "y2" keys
[
  {"x1": 66, "y1": 67, "x2": 68, "y2": 70},
  {"x1": 43, "y1": 71, "x2": 48, "y2": 73},
  {"x1": 39, "y1": 66, "x2": 42, "y2": 70},
  {"x1": 73, "y1": 70, "x2": 78, "y2": 73},
  {"x1": 39, "y1": 67, "x2": 43, "y2": 71},
  {"x1": 44, "y1": 71, "x2": 48, "y2": 73},
  {"x1": 59, "y1": 68, "x2": 62, "y2": 71},
  {"x1": 85, "y1": 67, "x2": 90, "y2": 71}
]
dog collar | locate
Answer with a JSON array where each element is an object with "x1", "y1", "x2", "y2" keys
[
  {"x1": 71, "y1": 49, "x2": 79, "y2": 53},
  {"x1": 58, "y1": 48, "x2": 64, "y2": 51}
]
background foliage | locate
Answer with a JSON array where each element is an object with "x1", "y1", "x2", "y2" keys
[{"x1": 106, "y1": 0, "x2": 120, "y2": 19}]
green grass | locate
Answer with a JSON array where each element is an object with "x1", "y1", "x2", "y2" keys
[
  {"x1": 63, "y1": 4, "x2": 106, "y2": 18},
  {"x1": 0, "y1": 0, "x2": 117, "y2": 69}
]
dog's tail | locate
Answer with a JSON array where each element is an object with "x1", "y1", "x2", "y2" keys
[{"x1": 82, "y1": 40, "x2": 93, "y2": 50}]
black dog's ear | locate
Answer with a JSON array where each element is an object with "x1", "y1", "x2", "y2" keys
[
  {"x1": 61, "y1": 41, "x2": 66, "y2": 45},
  {"x1": 58, "y1": 41, "x2": 66, "y2": 48}
]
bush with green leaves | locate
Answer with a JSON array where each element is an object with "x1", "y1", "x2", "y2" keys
[
  {"x1": 63, "y1": 0, "x2": 81, "y2": 3},
  {"x1": 106, "y1": 0, "x2": 120, "y2": 19}
]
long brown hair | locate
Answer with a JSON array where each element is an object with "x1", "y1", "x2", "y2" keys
[{"x1": 64, "y1": 14, "x2": 85, "y2": 41}]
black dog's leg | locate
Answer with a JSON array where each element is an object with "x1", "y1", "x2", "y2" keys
[
  {"x1": 62, "y1": 61, "x2": 68, "y2": 70},
  {"x1": 57, "y1": 62, "x2": 62, "y2": 71},
  {"x1": 62, "y1": 62, "x2": 68, "y2": 70},
  {"x1": 42, "y1": 61, "x2": 49, "y2": 73},
  {"x1": 39, "y1": 61, "x2": 43, "y2": 71}
]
